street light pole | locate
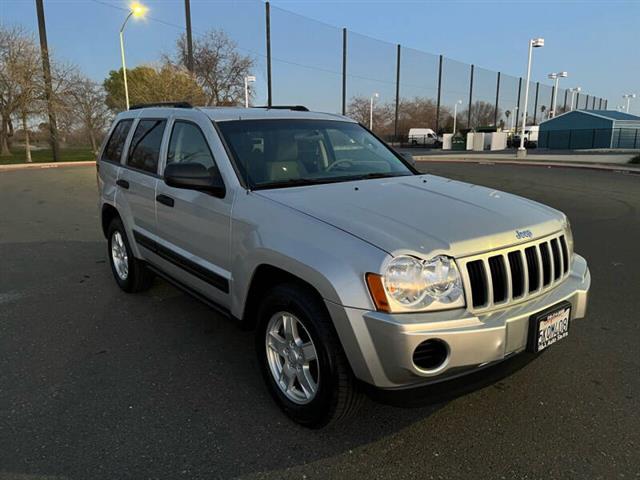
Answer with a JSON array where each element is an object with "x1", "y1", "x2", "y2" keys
[
  {"x1": 518, "y1": 38, "x2": 544, "y2": 155},
  {"x1": 452, "y1": 99, "x2": 462, "y2": 134},
  {"x1": 569, "y1": 87, "x2": 581, "y2": 111},
  {"x1": 119, "y1": 2, "x2": 147, "y2": 110},
  {"x1": 623, "y1": 94, "x2": 636, "y2": 113},
  {"x1": 369, "y1": 92, "x2": 379, "y2": 130},
  {"x1": 548, "y1": 71, "x2": 567, "y2": 118},
  {"x1": 244, "y1": 75, "x2": 256, "y2": 108}
]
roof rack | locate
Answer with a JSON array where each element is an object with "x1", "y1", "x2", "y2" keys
[
  {"x1": 129, "y1": 102, "x2": 193, "y2": 110},
  {"x1": 254, "y1": 105, "x2": 309, "y2": 112}
]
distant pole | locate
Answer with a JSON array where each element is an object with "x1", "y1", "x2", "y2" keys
[
  {"x1": 341, "y1": 28, "x2": 347, "y2": 115},
  {"x1": 515, "y1": 77, "x2": 522, "y2": 133},
  {"x1": 394, "y1": 44, "x2": 401, "y2": 139},
  {"x1": 435, "y1": 55, "x2": 443, "y2": 133},
  {"x1": 564, "y1": 89, "x2": 568, "y2": 111},
  {"x1": 494, "y1": 71, "x2": 501, "y2": 126},
  {"x1": 467, "y1": 64, "x2": 474, "y2": 129},
  {"x1": 265, "y1": 2, "x2": 272, "y2": 107},
  {"x1": 532, "y1": 82, "x2": 539, "y2": 125},
  {"x1": 599, "y1": 98, "x2": 603, "y2": 109},
  {"x1": 519, "y1": 38, "x2": 545, "y2": 153},
  {"x1": 35, "y1": 0, "x2": 60, "y2": 161},
  {"x1": 584, "y1": 94, "x2": 590, "y2": 110},
  {"x1": 604, "y1": 99, "x2": 608, "y2": 110},
  {"x1": 184, "y1": 0, "x2": 194, "y2": 73},
  {"x1": 575, "y1": 91, "x2": 580, "y2": 110}
]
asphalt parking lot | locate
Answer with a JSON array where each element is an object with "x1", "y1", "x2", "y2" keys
[{"x1": 1, "y1": 163, "x2": 639, "y2": 479}]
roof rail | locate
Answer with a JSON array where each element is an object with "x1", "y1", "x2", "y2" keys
[
  {"x1": 254, "y1": 105, "x2": 309, "y2": 112},
  {"x1": 129, "y1": 102, "x2": 193, "y2": 110}
]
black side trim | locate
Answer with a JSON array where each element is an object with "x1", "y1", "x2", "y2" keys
[
  {"x1": 133, "y1": 230, "x2": 229, "y2": 293},
  {"x1": 145, "y1": 264, "x2": 234, "y2": 320}
]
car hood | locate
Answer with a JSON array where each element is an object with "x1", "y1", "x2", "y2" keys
[{"x1": 256, "y1": 174, "x2": 565, "y2": 258}]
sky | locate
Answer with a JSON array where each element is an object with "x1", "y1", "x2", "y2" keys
[{"x1": 2, "y1": 0, "x2": 639, "y2": 115}]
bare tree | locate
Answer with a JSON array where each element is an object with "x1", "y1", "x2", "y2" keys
[
  {"x1": 461, "y1": 101, "x2": 501, "y2": 129},
  {"x1": 67, "y1": 74, "x2": 111, "y2": 153},
  {"x1": 0, "y1": 26, "x2": 41, "y2": 158},
  {"x1": 171, "y1": 30, "x2": 254, "y2": 106},
  {"x1": 346, "y1": 96, "x2": 393, "y2": 135}
]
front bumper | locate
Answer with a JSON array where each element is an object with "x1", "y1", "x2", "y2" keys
[{"x1": 326, "y1": 254, "x2": 590, "y2": 389}]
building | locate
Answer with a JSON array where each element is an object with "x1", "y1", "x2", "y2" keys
[{"x1": 538, "y1": 110, "x2": 640, "y2": 150}]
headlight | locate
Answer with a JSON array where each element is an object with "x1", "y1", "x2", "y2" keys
[
  {"x1": 563, "y1": 217, "x2": 574, "y2": 258},
  {"x1": 368, "y1": 255, "x2": 465, "y2": 312}
]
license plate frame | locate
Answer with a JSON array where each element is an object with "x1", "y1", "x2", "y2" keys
[{"x1": 527, "y1": 301, "x2": 572, "y2": 353}]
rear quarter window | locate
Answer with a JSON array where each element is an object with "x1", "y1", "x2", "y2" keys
[{"x1": 102, "y1": 119, "x2": 133, "y2": 164}]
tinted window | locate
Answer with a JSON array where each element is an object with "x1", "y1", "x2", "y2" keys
[
  {"x1": 127, "y1": 119, "x2": 167, "y2": 174},
  {"x1": 102, "y1": 119, "x2": 133, "y2": 163},
  {"x1": 167, "y1": 121, "x2": 217, "y2": 174}
]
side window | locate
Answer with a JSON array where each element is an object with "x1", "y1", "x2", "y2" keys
[
  {"x1": 167, "y1": 121, "x2": 217, "y2": 173},
  {"x1": 102, "y1": 119, "x2": 133, "y2": 163},
  {"x1": 127, "y1": 119, "x2": 167, "y2": 174}
]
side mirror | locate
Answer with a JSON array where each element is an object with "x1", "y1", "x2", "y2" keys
[
  {"x1": 400, "y1": 152, "x2": 416, "y2": 167},
  {"x1": 164, "y1": 162, "x2": 225, "y2": 198}
]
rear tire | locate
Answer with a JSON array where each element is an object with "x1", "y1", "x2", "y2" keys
[
  {"x1": 107, "y1": 217, "x2": 153, "y2": 293},
  {"x1": 256, "y1": 283, "x2": 362, "y2": 428}
]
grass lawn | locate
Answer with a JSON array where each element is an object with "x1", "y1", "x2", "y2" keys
[{"x1": 0, "y1": 147, "x2": 96, "y2": 165}]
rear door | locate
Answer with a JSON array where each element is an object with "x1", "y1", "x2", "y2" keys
[
  {"x1": 153, "y1": 117, "x2": 233, "y2": 306},
  {"x1": 117, "y1": 118, "x2": 167, "y2": 256}
]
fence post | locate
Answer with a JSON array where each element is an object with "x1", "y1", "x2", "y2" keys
[
  {"x1": 634, "y1": 128, "x2": 638, "y2": 149},
  {"x1": 592, "y1": 96, "x2": 596, "y2": 110},
  {"x1": 435, "y1": 55, "x2": 443, "y2": 133},
  {"x1": 467, "y1": 64, "x2": 474, "y2": 129},
  {"x1": 584, "y1": 94, "x2": 589, "y2": 110},
  {"x1": 515, "y1": 77, "x2": 522, "y2": 132},
  {"x1": 341, "y1": 28, "x2": 347, "y2": 115},
  {"x1": 604, "y1": 99, "x2": 608, "y2": 109},
  {"x1": 494, "y1": 71, "x2": 500, "y2": 126},
  {"x1": 394, "y1": 44, "x2": 401, "y2": 140},
  {"x1": 265, "y1": 1, "x2": 272, "y2": 107},
  {"x1": 575, "y1": 92, "x2": 580, "y2": 110},
  {"x1": 563, "y1": 90, "x2": 568, "y2": 111},
  {"x1": 533, "y1": 82, "x2": 539, "y2": 125}
]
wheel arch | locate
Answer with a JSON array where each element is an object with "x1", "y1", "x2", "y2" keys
[{"x1": 101, "y1": 203, "x2": 121, "y2": 238}]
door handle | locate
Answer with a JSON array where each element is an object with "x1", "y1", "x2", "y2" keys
[
  {"x1": 156, "y1": 194, "x2": 174, "y2": 207},
  {"x1": 116, "y1": 179, "x2": 129, "y2": 189}
]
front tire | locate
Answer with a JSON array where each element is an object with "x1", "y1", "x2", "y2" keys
[
  {"x1": 107, "y1": 217, "x2": 153, "y2": 293},
  {"x1": 256, "y1": 283, "x2": 362, "y2": 428}
]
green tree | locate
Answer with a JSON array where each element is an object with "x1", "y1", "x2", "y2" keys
[{"x1": 103, "y1": 64, "x2": 206, "y2": 111}]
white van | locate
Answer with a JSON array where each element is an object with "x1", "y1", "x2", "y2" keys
[{"x1": 408, "y1": 128, "x2": 440, "y2": 146}]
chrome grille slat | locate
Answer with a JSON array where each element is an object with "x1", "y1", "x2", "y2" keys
[{"x1": 460, "y1": 233, "x2": 571, "y2": 312}]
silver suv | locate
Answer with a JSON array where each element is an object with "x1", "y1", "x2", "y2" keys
[{"x1": 97, "y1": 104, "x2": 590, "y2": 427}]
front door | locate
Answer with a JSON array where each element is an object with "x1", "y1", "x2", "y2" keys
[{"x1": 153, "y1": 118, "x2": 233, "y2": 307}]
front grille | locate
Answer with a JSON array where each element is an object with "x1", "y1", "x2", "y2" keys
[{"x1": 463, "y1": 233, "x2": 570, "y2": 310}]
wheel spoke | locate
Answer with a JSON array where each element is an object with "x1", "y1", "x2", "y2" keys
[
  {"x1": 297, "y1": 366, "x2": 316, "y2": 398},
  {"x1": 282, "y1": 314, "x2": 298, "y2": 342},
  {"x1": 267, "y1": 332, "x2": 287, "y2": 356},
  {"x1": 301, "y1": 342, "x2": 316, "y2": 361}
]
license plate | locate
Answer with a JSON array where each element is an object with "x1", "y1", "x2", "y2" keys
[{"x1": 527, "y1": 302, "x2": 571, "y2": 353}]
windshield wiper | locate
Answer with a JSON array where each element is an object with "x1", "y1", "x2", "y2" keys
[{"x1": 252, "y1": 177, "x2": 333, "y2": 190}]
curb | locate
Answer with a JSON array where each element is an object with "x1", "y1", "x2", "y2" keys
[
  {"x1": 0, "y1": 161, "x2": 96, "y2": 172},
  {"x1": 414, "y1": 157, "x2": 640, "y2": 175}
]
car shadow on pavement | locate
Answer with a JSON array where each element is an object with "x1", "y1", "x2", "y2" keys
[{"x1": 0, "y1": 240, "x2": 536, "y2": 479}]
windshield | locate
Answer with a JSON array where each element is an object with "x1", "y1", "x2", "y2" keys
[{"x1": 217, "y1": 119, "x2": 414, "y2": 189}]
